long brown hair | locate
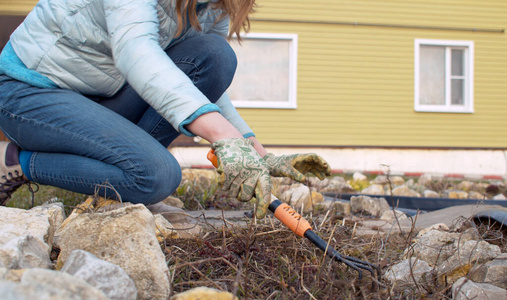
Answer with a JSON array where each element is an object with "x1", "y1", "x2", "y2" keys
[{"x1": 175, "y1": 0, "x2": 256, "y2": 39}]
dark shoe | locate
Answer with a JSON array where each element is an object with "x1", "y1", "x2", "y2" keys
[
  {"x1": 0, "y1": 142, "x2": 29, "y2": 206},
  {"x1": 147, "y1": 201, "x2": 192, "y2": 224},
  {"x1": 147, "y1": 201, "x2": 202, "y2": 238}
]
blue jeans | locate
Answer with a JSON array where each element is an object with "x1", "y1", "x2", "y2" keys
[{"x1": 0, "y1": 34, "x2": 237, "y2": 204}]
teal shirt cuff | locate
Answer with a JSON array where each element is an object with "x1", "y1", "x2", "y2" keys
[
  {"x1": 178, "y1": 103, "x2": 221, "y2": 136},
  {"x1": 243, "y1": 132, "x2": 255, "y2": 138}
]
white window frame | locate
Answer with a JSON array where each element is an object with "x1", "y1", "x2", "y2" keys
[
  {"x1": 228, "y1": 33, "x2": 298, "y2": 109},
  {"x1": 414, "y1": 39, "x2": 474, "y2": 113}
]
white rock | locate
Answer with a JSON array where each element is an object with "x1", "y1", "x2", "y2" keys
[
  {"x1": 320, "y1": 176, "x2": 349, "y2": 193},
  {"x1": 468, "y1": 253, "x2": 507, "y2": 289},
  {"x1": 418, "y1": 174, "x2": 433, "y2": 186},
  {"x1": 372, "y1": 175, "x2": 388, "y2": 185},
  {"x1": 423, "y1": 190, "x2": 439, "y2": 198},
  {"x1": 0, "y1": 205, "x2": 58, "y2": 248},
  {"x1": 316, "y1": 200, "x2": 351, "y2": 215},
  {"x1": 280, "y1": 184, "x2": 323, "y2": 212},
  {"x1": 384, "y1": 258, "x2": 432, "y2": 286},
  {"x1": 468, "y1": 191, "x2": 486, "y2": 200},
  {"x1": 438, "y1": 240, "x2": 501, "y2": 284},
  {"x1": 352, "y1": 172, "x2": 367, "y2": 181},
  {"x1": 405, "y1": 228, "x2": 480, "y2": 266},
  {"x1": 390, "y1": 176, "x2": 405, "y2": 186},
  {"x1": 416, "y1": 223, "x2": 449, "y2": 238},
  {"x1": 350, "y1": 195, "x2": 390, "y2": 217},
  {"x1": 171, "y1": 286, "x2": 237, "y2": 300},
  {"x1": 55, "y1": 204, "x2": 170, "y2": 300},
  {"x1": 392, "y1": 186, "x2": 421, "y2": 197},
  {"x1": 0, "y1": 235, "x2": 51, "y2": 269},
  {"x1": 0, "y1": 268, "x2": 109, "y2": 299},
  {"x1": 452, "y1": 277, "x2": 507, "y2": 300},
  {"x1": 380, "y1": 210, "x2": 408, "y2": 221},
  {"x1": 493, "y1": 194, "x2": 506, "y2": 200},
  {"x1": 361, "y1": 184, "x2": 385, "y2": 195},
  {"x1": 61, "y1": 249, "x2": 137, "y2": 300}
]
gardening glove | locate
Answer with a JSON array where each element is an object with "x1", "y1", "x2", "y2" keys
[
  {"x1": 263, "y1": 153, "x2": 332, "y2": 183},
  {"x1": 211, "y1": 138, "x2": 272, "y2": 219}
]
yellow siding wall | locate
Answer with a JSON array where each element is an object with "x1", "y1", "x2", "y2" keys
[
  {"x1": 239, "y1": 0, "x2": 507, "y2": 147},
  {"x1": 0, "y1": 0, "x2": 36, "y2": 15},
  {"x1": 1, "y1": 0, "x2": 506, "y2": 148}
]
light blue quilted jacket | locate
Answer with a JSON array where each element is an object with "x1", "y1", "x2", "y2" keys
[{"x1": 4, "y1": 0, "x2": 252, "y2": 136}]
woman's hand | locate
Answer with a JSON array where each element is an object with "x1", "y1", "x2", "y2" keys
[
  {"x1": 212, "y1": 138, "x2": 271, "y2": 219},
  {"x1": 263, "y1": 153, "x2": 332, "y2": 182}
]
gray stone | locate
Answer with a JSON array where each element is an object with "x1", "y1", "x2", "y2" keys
[
  {"x1": 468, "y1": 253, "x2": 507, "y2": 289},
  {"x1": 493, "y1": 193, "x2": 507, "y2": 200},
  {"x1": 423, "y1": 190, "x2": 439, "y2": 198},
  {"x1": 443, "y1": 190, "x2": 468, "y2": 199},
  {"x1": 0, "y1": 205, "x2": 57, "y2": 248},
  {"x1": 384, "y1": 258, "x2": 433, "y2": 286},
  {"x1": 380, "y1": 210, "x2": 408, "y2": 221},
  {"x1": 316, "y1": 200, "x2": 351, "y2": 215},
  {"x1": 468, "y1": 191, "x2": 486, "y2": 200},
  {"x1": 61, "y1": 249, "x2": 137, "y2": 300},
  {"x1": 360, "y1": 184, "x2": 385, "y2": 195},
  {"x1": 416, "y1": 223, "x2": 449, "y2": 238},
  {"x1": 352, "y1": 172, "x2": 367, "y2": 181},
  {"x1": 350, "y1": 195, "x2": 390, "y2": 217},
  {"x1": 0, "y1": 268, "x2": 108, "y2": 300},
  {"x1": 307, "y1": 177, "x2": 330, "y2": 190},
  {"x1": 404, "y1": 228, "x2": 480, "y2": 266},
  {"x1": 280, "y1": 184, "x2": 324, "y2": 212},
  {"x1": 320, "y1": 176, "x2": 348, "y2": 193},
  {"x1": 171, "y1": 286, "x2": 238, "y2": 300},
  {"x1": 0, "y1": 203, "x2": 64, "y2": 270},
  {"x1": 0, "y1": 235, "x2": 51, "y2": 269},
  {"x1": 452, "y1": 277, "x2": 507, "y2": 300},
  {"x1": 390, "y1": 176, "x2": 406, "y2": 186},
  {"x1": 372, "y1": 175, "x2": 389, "y2": 185},
  {"x1": 418, "y1": 174, "x2": 433, "y2": 186},
  {"x1": 29, "y1": 203, "x2": 66, "y2": 246},
  {"x1": 392, "y1": 186, "x2": 421, "y2": 197},
  {"x1": 457, "y1": 181, "x2": 475, "y2": 191},
  {"x1": 438, "y1": 240, "x2": 501, "y2": 284},
  {"x1": 55, "y1": 204, "x2": 170, "y2": 300}
]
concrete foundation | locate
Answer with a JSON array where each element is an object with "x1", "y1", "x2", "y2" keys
[{"x1": 169, "y1": 146, "x2": 507, "y2": 180}]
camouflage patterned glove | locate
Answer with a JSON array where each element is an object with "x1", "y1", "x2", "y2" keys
[
  {"x1": 263, "y1": 153, "x2": 332, "y2": 182},
  {"x1": 211, "y1": 138, "x2": 271, "y2": 219}
]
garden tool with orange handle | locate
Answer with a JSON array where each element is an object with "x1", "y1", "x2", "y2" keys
[{"x1": 207, "y1": 149, "x2": 381, "y2": 280}]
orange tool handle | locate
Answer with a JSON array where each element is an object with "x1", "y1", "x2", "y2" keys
[
  {"x1": 206, "y1": 149, "x2": 312, "y2": 237},
  {"x1": 269, "y1": 200, "x2": 312, "y2": 237},
  {"x1": 207, "y1": 149, "x2": 218, "y2": 168}
]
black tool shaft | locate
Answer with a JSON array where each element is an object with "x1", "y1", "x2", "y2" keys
[{"x1": 304, "y1": 230, "x2": 376, "y2": 279}]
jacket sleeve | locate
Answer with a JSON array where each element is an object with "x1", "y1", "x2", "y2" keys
[
  {"x1": 104, "y1": 0, "x2": 219, "y2": 135},
  {"x1": 215, "y1": 93, "x2": 254, "y2": 138},
  {"x1": 208, "y1": 14, "x2": 230, "y2": 37},
  {"x1": 207, "y1": 15, "x2": 254, "y2": 137}
]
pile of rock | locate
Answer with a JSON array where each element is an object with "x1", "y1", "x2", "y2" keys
[
  {"x1": 310, "y1": 172, "x2": 507, "y2": 201},
  {"x1": 384, "y1": 226, "x2": 506, "y2": 299},
  {"x1": 0, "y1": 198, "x2": 234, "y2": 300},
  {"x1": 0, "y1": 169, "x2": 505, "y2": 299}
]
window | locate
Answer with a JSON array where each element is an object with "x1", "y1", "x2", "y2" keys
[
  {"x1": 414, "y1": 39, "x2": 474, "y2": 113},
  {"x1": 227, "y1": 33, "x2": 298, "y2": 109}
]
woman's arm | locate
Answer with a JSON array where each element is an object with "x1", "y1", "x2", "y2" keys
[
  {"x1": 248, "y1": 136, "x2": 268, "y2": 157},
  {"x1": 185, "y1": 110, "x2": 268, "y2": 158},
  {"x1": 185, "y1": 112, "x2": 243, "y2": 143}
]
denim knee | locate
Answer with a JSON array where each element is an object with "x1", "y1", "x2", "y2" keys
[{"x1": 127, "y1": 152, "x2": 182, "y2": 205}]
